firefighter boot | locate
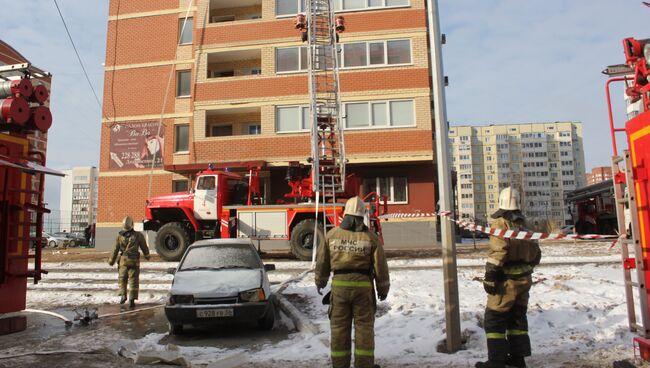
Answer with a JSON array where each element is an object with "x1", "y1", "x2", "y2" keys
[
  {"x1": 475, "y1": 360, "x2": 506, "y2": 368},
  {"x1": 129, "y1": 299, "x2": 136, "y2": 309},
  {"x1": 119, "y1": 296, "x2": 127, "y2": 304},
  {"x1": 506, "y1": 355, "x2": 526, "y2": 368}
]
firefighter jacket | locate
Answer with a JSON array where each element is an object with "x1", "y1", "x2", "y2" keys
[
  {"x1": 108, "y1": 230, "x2": 150, "y2": 267},
  {"x1": 487, "y1": 217, "x2": 541, "y2": 277},
  {"x1": 315, "y1": 227, "x2": 390, "y2": 297}
]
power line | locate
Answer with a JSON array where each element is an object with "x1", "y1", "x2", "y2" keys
[{"x1": 52, "y1": 0, "x2": 103, "y2": 111}]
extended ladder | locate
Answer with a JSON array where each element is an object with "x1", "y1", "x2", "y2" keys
[
  {"x1": 612, "y1": 151, "x2": 650, "y2": 341},
  {"x1": 305, "y1": 0, "x2": 346, "y2": 233}
]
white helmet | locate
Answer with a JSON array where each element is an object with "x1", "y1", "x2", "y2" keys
[
  {"x1": 122, "y1": 216, "x2": 134, "y2": 231},
  {"x1": 343, "y1": 197, "x2": 366, "y2": 217},
  {"x1": 498, "y1": 187, "x2": 520, "y2": 211}
]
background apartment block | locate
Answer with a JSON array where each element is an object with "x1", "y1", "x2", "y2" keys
[
  {"x1": 58, "y1": 167, "x2": 99, "y2": 233},
  {"x1": 586, "y1": 166, "x2": 612, "y2": 186},
  {"x1": 97, "y1": 0, "x2": 439, "y2": 247},
  {"x1": 449, "y1": 122, "x2": 586, "y2": 229}
]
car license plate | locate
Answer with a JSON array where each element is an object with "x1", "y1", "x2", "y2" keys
[{"x1": 196, "y1": 308, "x2": 234, "y2": 318}]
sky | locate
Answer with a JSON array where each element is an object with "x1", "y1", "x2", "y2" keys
[{"x1": 1, "y1": 0, "x2": 647, "y2": 213}]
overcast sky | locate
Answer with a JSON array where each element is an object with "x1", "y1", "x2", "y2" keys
[{"x1": 1, "y1": 0, "x2": 647, "y2": 213}]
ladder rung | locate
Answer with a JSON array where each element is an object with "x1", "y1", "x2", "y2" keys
[{"x1": 626, "y1": 280, "x2": 640, "y2": 287}]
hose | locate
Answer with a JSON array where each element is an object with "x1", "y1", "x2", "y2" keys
[
  {"x1": 23, "y1": 308, "x2": 72, "y2": 326},
  {"x1": 0, "y1": 350, "x2": 101, "y2": 360}
]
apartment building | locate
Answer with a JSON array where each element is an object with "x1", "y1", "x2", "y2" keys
[
  {"x1": 97, "y1": 0, "x2": 438, "y2": 245},
  {"x1": 59, "y1": 167, "x2": 99, "y2": 232},
  {"x1": 586, "y1": 166, "x2": 612, "y2": 186},
  {"x1": 448, "y1": 122, "x2": 586, "y2": 228}
]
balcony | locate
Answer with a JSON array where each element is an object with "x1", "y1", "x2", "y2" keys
[
  {"x1": 207, "y1": 49, "x2": 262, "y2": 79},
  {"x1": 205, "y1": 107, "x2": 262, "y2": 138},
  {"x1": 209, "y1": 0, "x2": 262, "y2": 24}
]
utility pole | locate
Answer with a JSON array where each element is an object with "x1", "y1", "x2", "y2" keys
[{"x1": 426, "y1": 0, "x2": 462, "y2": 353}]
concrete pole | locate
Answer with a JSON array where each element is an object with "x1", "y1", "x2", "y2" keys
[{"x1": 425, "y1": 0, "x2": 462, "y2": 353}]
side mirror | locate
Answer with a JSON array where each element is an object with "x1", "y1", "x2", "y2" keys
[
  {"x1": 167, "y1": 267, "x2": 176, "y2": 275},
  {"x1": 264, "y1": 264, "x2": 276, "y2": 272}
]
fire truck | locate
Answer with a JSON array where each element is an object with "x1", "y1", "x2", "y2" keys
[
  {"x1": 145, "y1": 2, "x2": 387, "y2": 262},
  {"x1": 0, "y1": 56, "x2": 60, "y2": 334},
  {"x1": 605, "y1": 35, "x2": 650, "y2": 363}
]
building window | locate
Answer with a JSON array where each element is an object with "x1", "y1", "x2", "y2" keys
[
  {"x1": 246, "y1": 123, "x2": 262, "y2": 135},
  {"x1": 341, "y1": 39, "x2": 411, "y2": 68},
  {"x1": 176, "y1": 70, "x2": 191, "y2": 97},
  {"x1": 277, "y1": 0, "x2": 304, "y2": 16},
  {"x1": 276, "y1": 105, "x2": 309, "y2": 132},
  {"x1": 363, "y1": 176, "x2": 408, "y2": 204},
  {"x1": 172, "y1": 180, "x2": 189, "y2": 192},
  {"x1": 210, "y1": 125, "x2": 233, "y2": 137},
  {"x1": 174, "y1": 125, "x2": 189, "y2": 152},
  {"x1": 276, "y1": 47, "x2": 307, "y2": 72},
  {"x1": 179, "y1": 17, "x2": 193, "y2": 44},
  {"x1": 344, "y1": 100, "x2": 414, "y2": 128},
  {"x1": 276, "y1": 0, "x2": 409, "y2": 16}
]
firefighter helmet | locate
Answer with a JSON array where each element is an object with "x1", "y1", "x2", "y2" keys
[
  {"x1": 343, "y1": 196, "x2": 366, "y2": 217},
  {"x1": 498, "y1": 187, "x2": 520, "y2": 211},
  {"x1": 122, "y1": 216, "x2": 134, "y2": 231}
]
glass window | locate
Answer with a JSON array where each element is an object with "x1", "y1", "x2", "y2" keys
[
  {"x1": 302, "y1": 107, "x2": 309, "y2": 130},
  {"x1": 390, "y1": 100, "x2": 414, "y2": 126},
  {"x1": 176, "y1": 70, "x2": 191, "y2": 97},
  {"x1": 277, "y1": 106, "x2": 309, "y2": 132},
  {"x1": 387, "y1": 40, "x2": 411, "y2": 64},
  {"x1": 342, "y1": 0, "x2": 365, "y2": 9},
  {"x1": 172, "y1": 180, "x2": 189, "y2": 192},
  {"x1": 369, "y1": 42, "x2": 385, "y2": 65},
  {"x1": 247, "y1": 124, "x2": 261, "y2": 135},
  {"x1": 210, "y1": 125, "x2": 233, "y2": 137},
  {"x1": 371, "y1": 102, "x2": 387, "y2": 126},
  {"x1": 386, "y1": 0, "x2": 409, "y2": 6},
  {"x1": 174, "y1": 124, "x2": 189, "y2": 152},
  {"x1": 277, "y1": 0, "x2": 303, "y2": 15},
  {"x1": 346, "y1": 103, "x2": 369, "y2": 128},
  {"x1": 343, "y1": 43, "x2": 367, "y2": 67},
  {"x1": 197, "y1": 176, "x2": 216, "y2": 190},
  {"x1": 276, "y1": 47, "x2": 301, "y2": 72},
  {"x1": 363, "y1": 176, "x2": 408, "y2": 203},
  {"x1": 179, "y1": 17, "x2": 193, "y2": 44},
  {"x1": 369, "y1": 0, "x2": 383, "y2": 6}
]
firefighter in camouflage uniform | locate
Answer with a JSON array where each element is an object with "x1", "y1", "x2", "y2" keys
[
  {"x1": 108, "y1": 216, "x2": 150, "y2": 308},
  {"x1": 316, "y1": 197, "x2": 390, "y2": 368},
  {"x1": 476, "y1": 187, "x2": 541, "y2": 368}
]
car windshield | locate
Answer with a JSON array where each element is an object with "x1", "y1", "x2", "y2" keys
[{"x1": 179, "y1": 244, "x2": 261, "y2": 271}]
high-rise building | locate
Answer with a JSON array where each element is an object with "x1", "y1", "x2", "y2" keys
[
  {"x1": 97, "y1": 0, "x2": 441, "y2": 246},
  {"x1": 59, "y1": 167, "x2": 99, "y2": 233},
  {"x1": 448, "y1": 122, "x2": 586, "y2": 228},
  {"x1": 586, "y1": 166, "x2": 612, "y2": 186}
]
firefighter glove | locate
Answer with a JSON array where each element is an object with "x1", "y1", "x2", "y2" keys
[
  {"x1": 108, "y1": 260, "x2": 115, "y2": 267},
  {"x1": 483, "y1": 263, "x2": 502, "y2": 295},
  {"x1": 378, "y1": 293, "x2": 387, "y2": 301}
]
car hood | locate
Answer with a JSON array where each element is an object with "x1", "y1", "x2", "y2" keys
[{"x1": 170, "y1": 269, "x2": 262, "y2": 298}]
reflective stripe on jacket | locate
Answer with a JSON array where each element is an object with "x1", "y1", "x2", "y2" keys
[{"x1": 487, "y1": 217, "x2": 541, "y2": 270}]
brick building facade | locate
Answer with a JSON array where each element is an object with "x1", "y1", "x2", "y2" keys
[
  {"x1": 585, "y1": 166, "x2": 612, "y2": 186},
  {"x1": 97, "y1": 0, "x2": 438, "y2": 245}
]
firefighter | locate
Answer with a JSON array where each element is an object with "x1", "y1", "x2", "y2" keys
[
  {"x1": 315, "y1": 196, "x2": 390, "y2": 368},
  {"x1": 108, "y1": 216, "x2": 150, "y2": 308},
  {"x1": 476, "y1": 187, "x2": 541, "y2": 368}
]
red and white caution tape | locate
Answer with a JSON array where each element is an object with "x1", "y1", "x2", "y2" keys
[{"x1": 379, "y1": 211, "x2": 619, "y2": 241}]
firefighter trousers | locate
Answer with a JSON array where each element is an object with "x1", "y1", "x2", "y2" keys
[
  {"x1": 329, "y1": 278, "x2": 376, "y2": 368},
  {"x1": 484, "y1": 276, "x2": 532, "y2": 362},
  {"x1": 118, "y1": 259, "x2": 140, "y2": 300}
]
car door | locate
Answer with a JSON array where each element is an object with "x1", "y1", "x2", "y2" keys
[{"x1": 194, "y1": 175, "x2": 218, "y2": 220}]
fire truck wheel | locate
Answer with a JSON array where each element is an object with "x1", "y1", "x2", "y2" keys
[
  {"x1": 155, "y1": 222, "x2": 192, "y2": 261},
  {"x1": 290, "y1": 219, "x2": 324, "y2": 261}
]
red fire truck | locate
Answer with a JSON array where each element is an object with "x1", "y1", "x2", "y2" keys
[
  {"x1": 144, "y1": 163, "x2": 386, "y2": 261},
  {"x1": 0, "y1": 58, "x2": 60, "y2": 334}
]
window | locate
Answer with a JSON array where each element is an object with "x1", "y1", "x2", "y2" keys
[
  {"x1": 174, "y1": 124, "x2": 189, "y2": 152},
  {"x1": 210, "y1": 125, "x2": 233, "y2": 137},
  {"x1": 176, "y1": 70, "x2": 191, "y2": 97},
  {"x1": 363, "y1": 176, "x2": 408, "y2": 203},
  {"x1": 246, "y1": 123, "x2": 262, "y2": 135},
  {"x1": 339, "y1": 0, "x2": 408, "y2": 10},
  {"x1": 172, "y1": 180, "x2": 189, "y2": 192},
  {"x1": 276, "y1": 47, "x2": 308, "y2": 72},
  {"x1": 276, "y1": 106, "x2": 309, "y2": 132},
  {"x1": 179, "y1": 17, "x2": 193, "y2": 44},
  {"x1": 277, "y1": 0, "x2": 304, "y2": 15},
  {"x1": 344, "y1": 100, "x2": 414, "y2": 128},
  {"x1": 341, "y1": 40, "x2": 411, "y2": 68},
  {"x1": 210, "y1": 70, "x2": 235, "y2": 78}
]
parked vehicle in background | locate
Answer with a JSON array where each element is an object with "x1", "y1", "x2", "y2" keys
[
  {"x1": 560, "y1": 225, "x2": 575, "y2": 235},
  {"x1": 29, "y1": 232, "x2": 48, "y2": 249},
  {"x1": 165, "y1": 239, "x2": 277, "y2": 335},
  {"x1": 52, "y1": 232, "x2": 86, "y2": 247},
  {"x1": 43, "y1": 232, "x2": 69, "y2": 248},
  {"x1": 70, "y1": 232, "x2": 88, "y2": 247}
]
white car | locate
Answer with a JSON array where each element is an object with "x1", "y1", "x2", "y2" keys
[
  {"x1": 43, "y1": 232, "x2": 69, "y2": 248},
  {"x1": 165, "y1": 239, "x2": 277, "y2": 335}
]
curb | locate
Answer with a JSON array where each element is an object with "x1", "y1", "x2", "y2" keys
[{"x1": 276, "y1": 293, "x2": 320, "y2": 335}]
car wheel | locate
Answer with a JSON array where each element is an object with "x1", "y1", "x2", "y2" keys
[
  {"x1": 49, "y1": 240, "x2": 56, "y2": 248},
  {"x1": 289, "y1": 219, "x2": 324, "y2": 261},
  {"x1": 258, "y1": 302, "x2": 276, "y2": 330},
  {"x1": 168, "y1": 322, "x2": 183, "y2": 335},
  {"x1": 155, "y1": 222, "x2": 193, "y2": 261}
]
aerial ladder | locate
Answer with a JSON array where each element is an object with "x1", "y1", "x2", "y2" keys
[{"x1": 295, "y1": 2, "x2": 347, "y2": 238}]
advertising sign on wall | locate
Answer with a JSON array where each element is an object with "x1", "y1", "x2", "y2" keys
[{"x1": 109, "y1": 121, "x2": 164, "y2": 170}]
